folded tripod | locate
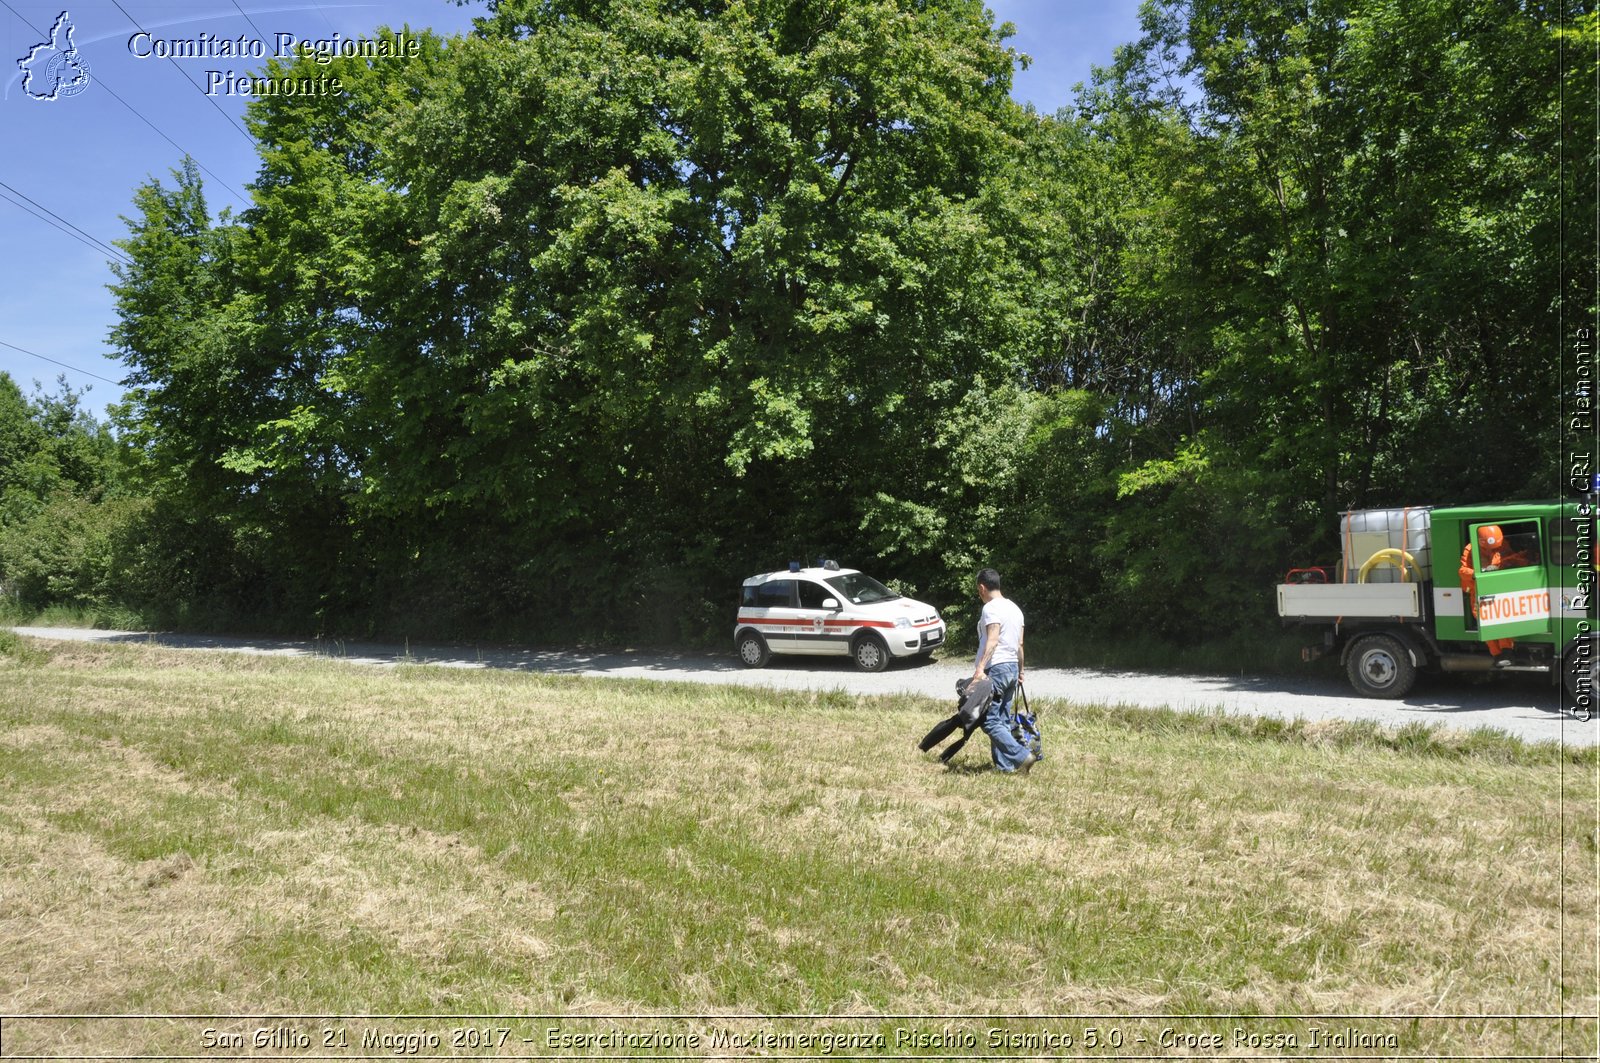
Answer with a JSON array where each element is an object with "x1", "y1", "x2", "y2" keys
[{"x1": 917, "y1": 676, "x2": 996, "y2": 763}]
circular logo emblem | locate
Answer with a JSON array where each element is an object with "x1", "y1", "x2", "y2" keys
[{"x1": 44, "y1": 50, "x2": 92, "y2": 97}]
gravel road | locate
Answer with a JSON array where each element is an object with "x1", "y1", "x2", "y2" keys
[{"x1": 11, "y1": 626, "x2": 1595, "y2": 747}]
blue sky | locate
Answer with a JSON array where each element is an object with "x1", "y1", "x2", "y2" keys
[{"x1": 1, "y1": 0, "x2": 1144, "y2": 419}]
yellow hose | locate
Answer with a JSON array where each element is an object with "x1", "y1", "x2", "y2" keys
[{"x1": 1357, "y1": 548, "x2": 1422, "y2": 584}]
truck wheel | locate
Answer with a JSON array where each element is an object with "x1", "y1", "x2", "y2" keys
[
  {"x1": 1345, "y1": 634, "x2": 1417, "y2": 699},
  {"x1": 852, "y1": 633, "x2": 890, "y2": 673},
  {"x1": 1564, "y1": 636, "x2": 1598, "y2": 707},
  {"x1": 736, "y1": 631, "x2": 770, "y2": 668}
]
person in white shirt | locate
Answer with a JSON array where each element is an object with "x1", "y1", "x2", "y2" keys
[{"x1": 970, "y1": 567, "x2": 1034, "y2": 774}]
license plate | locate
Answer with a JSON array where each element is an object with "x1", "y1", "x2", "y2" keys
[{"x1": 923, "y1": 631, "x2": 943, "y2": 646}]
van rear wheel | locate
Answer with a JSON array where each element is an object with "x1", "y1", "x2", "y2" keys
[
  {"x1": 1346, "y1": 634, "x2": 1416, "y2": 699},
  {"x1": 737, "y1": 631, "x2": 770, "y2": 668}
]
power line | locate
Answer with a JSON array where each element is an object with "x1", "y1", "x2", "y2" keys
[
  {"x1": 97, "y1": 81, "x2": 252, "y2": 207},
  {"x1": 226, "y1": 0, "x2": 270, "y2": 46},
  {"x1": 106, "y1": 0, "x2": 256, "y2": 146},
  {"x1": 0, "y1": 0, "x2": 251, "y2": 207},
  {"x1": 0, "y1": 181, "x2": 132, "y2": 265},
  {"x1": 0, "y1": 188, "x2": 125, "y2": 265},
  {"x1": 306, "y1": 2, "x2": 340, "y2": 36},
  {"x1": 0, "y1": 340, "x2": 123, "y2": 387}
]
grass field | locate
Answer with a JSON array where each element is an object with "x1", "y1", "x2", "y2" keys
[{"x1": 2, "y1": 635, "x2": 1596, "y2": 1059}]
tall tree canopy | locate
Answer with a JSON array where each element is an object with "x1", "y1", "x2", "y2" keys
[
  {"x1": 111, "y1": 0, "x2": 1039, "y2": 638},
  {"x1": 1016, "y1": 0, "x2": 1588, "y2": 636}
]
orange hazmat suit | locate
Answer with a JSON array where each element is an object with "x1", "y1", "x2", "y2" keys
[{"x1": 1459, "y1": 525, "x2": 1515, "y2": 658}]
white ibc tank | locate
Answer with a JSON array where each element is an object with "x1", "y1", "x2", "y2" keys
[{"x1": 1340, "y1": 507, "x2": 1433, "y2": 583}]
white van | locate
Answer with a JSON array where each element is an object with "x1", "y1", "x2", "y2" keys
[{"x1": 734, "y1": 564, "x2": 946, "y2": 672}]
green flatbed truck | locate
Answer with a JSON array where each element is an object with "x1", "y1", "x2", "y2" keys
[{"x1": 1277, "y1": 500, "x2": 1596, "y2": 709}]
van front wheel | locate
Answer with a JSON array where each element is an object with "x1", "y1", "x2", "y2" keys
[{"x1": 852, "y1": 633, "x2": 890, "y2": 673}]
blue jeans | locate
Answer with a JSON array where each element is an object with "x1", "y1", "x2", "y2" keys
[{"x1": 981, "y1": 662, "x2": 1030, "y2": 772}]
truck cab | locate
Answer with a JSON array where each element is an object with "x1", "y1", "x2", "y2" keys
[{"x1": 1278, "y1": 501, "x2": 1596, "y2": 707}]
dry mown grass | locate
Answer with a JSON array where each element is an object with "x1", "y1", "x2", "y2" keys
[{"x1": 0, "y1": 637, "x2": 1595, "y2": 1058}]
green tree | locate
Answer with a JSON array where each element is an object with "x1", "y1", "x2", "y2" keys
[
  {"x1": 0, "y1": 372, "x2": 138, "y2": 615},
  {"x1": 110, "y1": 2, "x2": 1039, "y2": 639},
  {"x1": 1104, "y1": 0, "x2": 1572, "y2": 510},
  {"x1": 1049, "y1": 0, "x2": 1586, "y2": 639},
  {"x1": 0, "y1": 374, "x2": 119, "y2": 514},
  {"x1": 0, "y1": 374, "x2": 50, "y2": 520}
]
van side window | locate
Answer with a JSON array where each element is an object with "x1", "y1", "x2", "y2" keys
[
  {"x1": 1495, "y1": 521, "x2": 1540, "y2": 571},
  {"x1": 744, "y1": 580, "x2": 797, "y2": 609},
  {"x1": 798, "y1": 581, "x2": 833, "y2": 609}
]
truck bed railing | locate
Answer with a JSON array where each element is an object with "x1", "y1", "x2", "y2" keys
[{"x1": 1277, "y1": 582, "x2": 1423, "y2": 619}]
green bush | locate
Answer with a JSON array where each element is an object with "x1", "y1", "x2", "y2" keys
[
  {"x1": 0, "y1": 495, "x2": 151, "y2": 612},
  {"x1": 0, "y1": 629, "x2": 48, "y2": 664}
]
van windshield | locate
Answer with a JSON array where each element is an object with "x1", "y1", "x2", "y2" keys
[{"x1": 825, "y1": 573, "x2": 900, "y2": 605}]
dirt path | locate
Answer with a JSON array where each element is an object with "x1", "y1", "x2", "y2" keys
[{"x1": 11, "y1": 626, "x2": 1594, "y2": 747}]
